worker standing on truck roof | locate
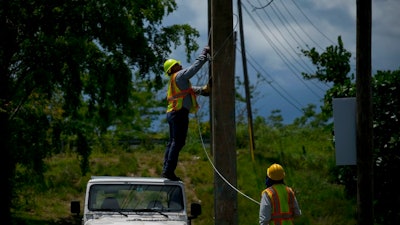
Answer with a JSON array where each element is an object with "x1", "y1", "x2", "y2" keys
[
  {"x1": 162, "y1": 46, "x2": 210, "y2": 181},
  {"x1": 259, "y1": 163, "x2": 302, "y2": 225}
]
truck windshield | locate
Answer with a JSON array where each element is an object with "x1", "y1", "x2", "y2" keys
[{"x1": 88, "y1": 184, "x2": 184, "y2": 212}]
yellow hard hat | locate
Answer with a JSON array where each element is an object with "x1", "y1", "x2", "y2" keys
[
  {"x1": 163, "y1": 59, "x2": 180, "y2": 76},
  {"x1": 267, "y1": 163, "x2": 285, "y2": 181}
]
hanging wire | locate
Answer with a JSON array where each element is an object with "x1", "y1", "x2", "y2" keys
[
  {"x1": 194, "y1": 112, "x2": 261, "y2": 205},
  {"x1": 193, "y1": 38, "x2": 260, "y2": 204},
  {"x1": 247, "y1": 0, "x2": 274, "y2": 10}
]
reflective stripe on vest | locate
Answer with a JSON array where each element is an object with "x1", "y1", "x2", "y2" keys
[
  {"x1": 265, "y1": 185, "x2": 295, "y2": 225},
  {"x1": 167, "y1": 72, "x2": 199, "y2": 113}
]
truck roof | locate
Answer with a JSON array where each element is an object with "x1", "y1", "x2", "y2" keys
[{"x1": 88, "y1": 176, "x2": 183, "y2": 185}]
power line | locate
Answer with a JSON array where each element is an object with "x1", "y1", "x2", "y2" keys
[
  {"x1": 268, "y1": 3, "x2": 329, "y2": 91},
  {"x1": 239, "y1": 47, "x2": 305, "y2": 113},
  {"x1": 246, "y1": 0, "x2": 274, "y2": 10},
  {"x1": 242, "y1": 3, "x2": 322, "y2": 99},
  {"x1": 288, "y1": 0, "x2": 336, "y2": 46},
  {"x1": 267, "y1": 4, "x2": 315, "y2": 74}
]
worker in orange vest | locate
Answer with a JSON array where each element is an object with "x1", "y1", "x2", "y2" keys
[
  {"x1": 259, "y1": 163, "x2": 301, "y2": 225},
  {"x1": 161, "y1": 46, "x2": 210, "y2": 181}
]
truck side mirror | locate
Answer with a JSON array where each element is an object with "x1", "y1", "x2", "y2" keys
[
  {"x1": 189, "y1": 202, "x2": 201, "y2": 219},
  {"x1": 70, "y1": 201, "x2": 81, "y2": 215}
]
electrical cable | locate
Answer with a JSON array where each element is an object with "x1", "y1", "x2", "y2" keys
[
  {"x1": 288, "y1": 0, "x2": 336, "y2": 46},
  {"x1": 194, "y1": 110, "x2": 260, "y2": 205},
  {"x1": 208, "y1": 13, "x2": 240, "y2": 61},
  {"x1": 239, "y1": 47, "x2": 305, "y2": 113},
  {"x1": 267, "y1": 4, "x2": 317, "y2": 75},
  {"x1": 247, "y1": 0, "x2": 332, "y2": 90},
  {"x1": 246, "y1": 0, "x2": 274, "y2": 10},
  {"x1": 242, "y1": 3, "x2": 323, "y2": 99},
  {"x1": 192, "y1": 39, "x2": 261, "y2": 205},
  {"x1": 260, "y1": 2, "x2": 327, "y2": 93}
]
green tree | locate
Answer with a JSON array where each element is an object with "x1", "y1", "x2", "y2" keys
[
  {"x1": 302, "y1": 36, "x2": 400, "y2": 224},
  {"x1": 301, "y1": 36, "x2": 355, "y2": 120},
  {"x1": 292, "y1": 104, "x2": 326, "y2": 128},
  {"x1": 267, "y1": 109, "x2": 284, "y2": 129},
  {"x1": 371, "y1": 69, "x2": 400, "y2": 224},
  {"x1": 1, "y1": 0, "x2": 200, "y2": 223}
]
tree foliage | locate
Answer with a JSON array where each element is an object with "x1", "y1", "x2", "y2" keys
[
  {"x1": 301, "y1": 36, "x2": 355, "y2": 119},
  {"x1": 1, "y1": 0, "x2": 201, "y2": 223},
  {"x1": 302, "y1": 36, "x2": 400, "y2": 224},
  {"x1": 371, "y1": 69, "x2": 400, "y2": 224}
]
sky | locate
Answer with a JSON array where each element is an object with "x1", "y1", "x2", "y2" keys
[{"x1": 162, "y1": 0, "x2": 400, "y2": 124}]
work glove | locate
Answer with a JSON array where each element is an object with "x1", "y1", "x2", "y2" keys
[
  {"x1": 200, "y1": 84, "x2": 210, "y2": 96},
  {"x1": 201, "y1": 46, "x2": 210, "y2": 56}
]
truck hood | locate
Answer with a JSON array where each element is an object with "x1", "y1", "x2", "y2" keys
[{"x1": 85, "y1": 214, "x2": 187, "y2": 225}]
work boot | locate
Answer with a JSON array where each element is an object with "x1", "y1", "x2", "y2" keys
[{"x1": 162, "y1": 172, "x2": 181, "y2": 181}]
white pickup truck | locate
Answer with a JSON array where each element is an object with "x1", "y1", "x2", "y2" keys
[{"x1": 71, "y1": 176, "x2": 201, "y2": 225}]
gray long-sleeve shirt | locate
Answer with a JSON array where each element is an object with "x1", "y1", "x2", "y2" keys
[{"x1": 173, "y1": 53, "x2": 208, "y2": 111}]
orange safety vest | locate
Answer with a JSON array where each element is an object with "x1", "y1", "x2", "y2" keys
[
  {"x1": 167, "y1": 72, "x2": 199, "y2": 113},
  {"x1": 263, "y1": 184, "x2": 296, "y2": 225}
]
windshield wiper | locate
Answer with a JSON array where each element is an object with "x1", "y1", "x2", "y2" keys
[
  {"x1": 132, "y1": 209, "x2": 169, "y2": 218},
  {"x1": 99, "y1": 208, "x2": 128, "y2": 217}
]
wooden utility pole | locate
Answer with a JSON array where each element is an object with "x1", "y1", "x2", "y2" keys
[
  {"x1": 356, "y1": 0, "x2": 374, "y2": 224},
  {"x1": 210, "y1": 0, "x2": 237, "y2": 225},
  {"x1": 237, "y1": 0, "x2": 255, "y2": 161},
  {"x1": 207, "y1": 0, "x2": 212, "y2": 156}
]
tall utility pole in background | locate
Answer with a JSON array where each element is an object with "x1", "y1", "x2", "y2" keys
[
  {"x1": 210, "y1": 0, "x2": 238, "y2": 225},
  {"x1": 356, "y1": 0, "x2": 374, "y2": 224},
  {"x1": 237, "y1": 0, "x2": 255, "y2": 161}
]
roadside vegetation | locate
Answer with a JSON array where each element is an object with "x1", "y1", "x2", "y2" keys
[{"x1": 12, "y1": 118, "x2": 357, "y2": 225}]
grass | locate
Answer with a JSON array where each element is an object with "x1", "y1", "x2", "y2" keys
[{"x1": 12, "y1": 127, "x2": 357, "y2": 225}]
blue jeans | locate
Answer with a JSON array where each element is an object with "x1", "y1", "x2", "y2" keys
[{"x1": 163, "y1": 108, "x2": 189, "y2": 175}]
